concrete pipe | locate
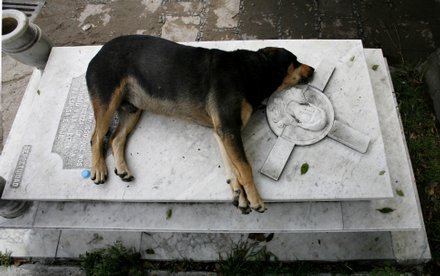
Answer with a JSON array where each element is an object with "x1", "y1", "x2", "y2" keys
[{"x1": 2, "y1": 9, "x2": 52, "y2": 70}]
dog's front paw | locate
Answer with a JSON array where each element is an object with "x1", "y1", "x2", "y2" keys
[
  {"x1": 114, "y1": 168, "x2": 134, "y2": 182},
  {"x1": 91, "y1": 160, "x2": 108, "y2": 185}
]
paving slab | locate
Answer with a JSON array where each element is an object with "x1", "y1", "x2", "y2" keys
[
  {"x1": 0, "y1": 265, "x2": 83, "y2": 276},
  {"x1": 320, "y1": 17, "x2": 358, "y2": 39},
  {"x1": 240, "y1": 0, "x2": 278, "y2": 39},
  {"x1": 0, "y1": 229, "x2": 426, "y2": 262},
  {"x1": 0, "y1": 40, "x2": 393, "y2": 202},
  {"x1": 140, "y1": 232, "x2": 395, "y2": 261},
  {"x1": 0, "y1": 229, "x2": 60, "y2": 258},
  {"x1": 276, "y1": 0, "x2": 319, "y2": 39},
  {"x1": 56, "y1": 230, "x2": 141, "y2": 258}
]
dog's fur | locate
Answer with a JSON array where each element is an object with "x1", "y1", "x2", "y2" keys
[{"x1": 86, "y1": 35, "x2": 314, "y2": 213}]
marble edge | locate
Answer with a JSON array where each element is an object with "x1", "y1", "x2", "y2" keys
[
  {"x1": 380, "y1": 56, "x2": 431, "y2": 260},
  {"x1": 339, "y1": 49, "x2": 423, "y2": 231},
  {"x1": 358, "y1": 47, "x2": 394, "y2": 198},
  {"x1": 0, "y1": 69, "x2": 42, "y2": 187}
]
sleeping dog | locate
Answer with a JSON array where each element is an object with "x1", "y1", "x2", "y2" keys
[{"x1": 86, "y1": 35, "x2": 314, "y2": 214}]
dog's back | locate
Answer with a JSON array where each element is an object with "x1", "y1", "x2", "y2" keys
[{"x1": 86, "y1": 35, "x2": 294, "y2": 118}]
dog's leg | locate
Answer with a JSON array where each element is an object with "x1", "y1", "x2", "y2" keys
[
  {"x1": 111, "y1": 108, "x2": 142, "y2": 182},
  {"x1": 211, "y1": 99, "x2": 266, "y2": 213},
  {"x1": 214, "y1": 134, "x2": 251, "y2": 214},
  {"x1": 90, "y1": 81, "x2": 126, "y2": 184},
  {"x1": 215, "y1": 128, "x2": 266, "y2": 213}
]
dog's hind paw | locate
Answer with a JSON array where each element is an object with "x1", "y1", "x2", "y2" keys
[
  {"x1": 114, "y1": 168, "x2": 135, "y2": 182},
  {"x1": 252, "y1": 205, "x2": 267, "y2": 213},
  {"x1": 239, "y1": 206, "x2": 252, "y2": 214}
]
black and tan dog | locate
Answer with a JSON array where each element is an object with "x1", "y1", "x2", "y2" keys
[{"x1": 86, "y1": 35, "x2": 314, "y2": 213}]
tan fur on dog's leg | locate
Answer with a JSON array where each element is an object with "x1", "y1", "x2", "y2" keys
[
  {"x1": 214, "y1": 134, "x2": 250, "y2": 213},
  {"x1": 220, "y1": 134, "x2": 266, "y2": 212},
  {"x1": 210, "y1": 99, "x2": 264, "y2": 213},
  {"x1": 90, "y1": 80, "x2": 126, "y2": 184},
  {"x1": 111, "y1": 109, "x2": 142, "y2": 182}
]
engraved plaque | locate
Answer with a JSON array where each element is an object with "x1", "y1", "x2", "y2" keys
[
  {"x1": 10, "y1": 145, "x2": 32, "y2": 188},
  {"x1": 52, "y1": 74, "x2": 117, "y2": 170},
  {"x1": 52, "y1": 74, "x2": 94, "y2": 169}
]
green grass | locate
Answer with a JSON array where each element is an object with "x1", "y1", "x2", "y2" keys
[
  {"x1": 392, "y1": 65, "x2": 440, "y2": 271},
  {"x1": 79, "y1": 241, "x2": 144, "y2": 276},
  {"x1": 217, "y1": 240, "x2": 276, "y2": 275},
  {"x1": 0, "y1": 250, "x2": 13, "y2": 267}
]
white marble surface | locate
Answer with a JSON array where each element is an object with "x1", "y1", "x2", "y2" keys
[
  {"x1": 32, "y1": 202, "x2": 343, "y2": 232},
  {"x1": 0, "y1": 229, "x2": 60, "y2": 257},
  {"x1": 0, "y1": 40, "x2": 393, "y2": 202},
  {"x1": 392, "y1": 231, "x2": 431, "y2": 262},
  {"x1": 139, "y1": 232, "x2": 394, "y2": 261},
  {"x1": 340, "y1": 50, "x2": 423, "y2": 231},
  {"x1": 56, "y1": 230, "x2": 141, "y2": 258}
]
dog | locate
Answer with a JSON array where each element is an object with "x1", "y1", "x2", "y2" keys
[{"x1": 86, "y1": 35, "x2": 314, "y2": 214}]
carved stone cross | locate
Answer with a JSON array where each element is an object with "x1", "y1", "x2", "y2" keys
[{"x1": 260, "y1": 59, "x2": 371, "y2": 181}]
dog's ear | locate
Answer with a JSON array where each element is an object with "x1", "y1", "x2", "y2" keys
[
  {"x1": 258, "y1": 47, "x2": 300, "y2": 68},
  {"x1": 258, "y1": 47, "x2": 280, "y2": 59}
]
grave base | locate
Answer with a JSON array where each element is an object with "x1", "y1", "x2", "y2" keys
[{"x1": 0, "y1": 45, "x2": 430, "y2": 263}]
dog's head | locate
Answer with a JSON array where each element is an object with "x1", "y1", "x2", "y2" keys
[{"x1": 258, "y1": 47, "x2": 315, "y2": 91}]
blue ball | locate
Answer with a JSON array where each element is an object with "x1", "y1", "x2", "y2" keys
[{"x1": 82, "y1": 170, "x2": 91, "y2": 179}]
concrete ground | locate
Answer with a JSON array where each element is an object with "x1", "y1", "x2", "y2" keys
[{"x1": 2, "y1": 0, "x2": 440, "y2": 149}]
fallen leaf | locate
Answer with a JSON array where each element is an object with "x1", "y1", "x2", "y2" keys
[
  {"x1": 300, "y1": 163, "x2": 309, "y2": 175},
  {"x1": 248, "y1": 233, "x2": 266, "y2": 242},
  {"x1": 377, "y1": 207, "x2": 395, "y2": 214},
  {"x1": 265, "y1": 233, "x2": 275, "y2": 242},
  {"x1": 379, "y1": 170, "x2": 386, "y2": 175},
  {"x1": 372, "y1": 64, "x2": 379, "y2": 71},
  {"x1": 145, "y1": 248, "x2": 155, "y2": 255},
  {"x1": 37, "y1": 90, "x2": 40, "y2": 95},
  {"x1": 396, "y1": 189, "x2": 404, "y2": 197},
  {"x1": 166, "y1": 209, "x2": 172, "y2": 220},
  {"x1": 350, "y1": 56, "x2": 355, "y2": 61}
]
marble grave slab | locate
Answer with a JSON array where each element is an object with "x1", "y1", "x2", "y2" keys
[
  {"x1": 0, "y1": 49, "x2": 422, "y2": 233},
  {"x1": 0, "y1": 40, "x2": 393, "y2": 202}
]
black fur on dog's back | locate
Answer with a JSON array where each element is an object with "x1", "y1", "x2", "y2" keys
[{"x1": 86, "y1": 35, "x2": 302, "y2": 111}]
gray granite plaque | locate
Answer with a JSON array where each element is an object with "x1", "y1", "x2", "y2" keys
[
  {"x1": 51, "y1": 74, "x2": 117, "y2": 169},
  {"x1": 51, "y1": 74, "x2": 93, "y2": 169}
]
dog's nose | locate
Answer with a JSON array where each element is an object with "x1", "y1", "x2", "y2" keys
[
  {"x1": 300, "y1": 65, "x2": 314, "y2": 84},
  {"x1": 306, "y1": 65, "x2": 315, "y2": 76},
  {"x1": 300, "y1": 64, "x2": 315, "y2": 77}
]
